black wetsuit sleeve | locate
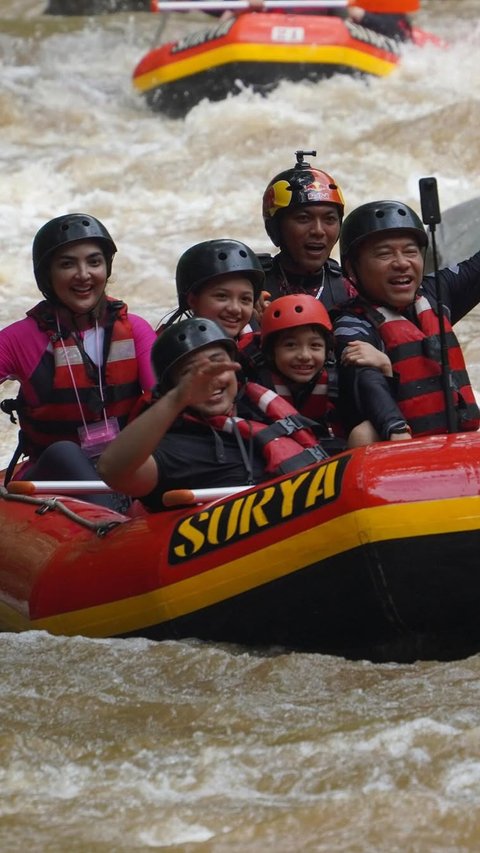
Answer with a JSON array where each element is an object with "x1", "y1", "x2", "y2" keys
[
  {"x1": 346, "y1": 367, "x2": 406, "y2": 440},
  {"x1": 334, "y1": 312, "x2": 407, "y2": 439},
  {"x1": 422, "y1": 250, "x2": 480, "y2": 325}
]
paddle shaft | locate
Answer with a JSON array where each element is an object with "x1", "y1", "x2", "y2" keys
[
  {"x1": 7, "y1": 480, "x2": 250, "y2": 503},
  {"x1": 7, "y1": 480, "x2": 115, "y2": 496},
  {"x1": 419, "y1": 177, "x2": 457, "y2": 434},
  {"x1": 151, "y1": 0, "x2": 348, "y2": 11},
  {"x1": 162, "y1": 486, "x2": 251, "y2": 506}
]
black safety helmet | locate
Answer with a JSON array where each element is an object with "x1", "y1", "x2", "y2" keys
[
  {"x1": 152, "y1": 317, "x2": 238, "y2": 392},
  {"x1": 32, "y1": 213, "x2": 117, "y2": 298},
  {"x1": 175, "y1": 239, "x2": 266, "y2": 309},
  {"x1": 262, "y1": 150, "x2": 345, "y2": 247},
  {"x1": 340, "y1": 200, "x2": 428, "y2": 272}
]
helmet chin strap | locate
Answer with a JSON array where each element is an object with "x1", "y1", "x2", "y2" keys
[
  {"x1": 50, "y1": 290, "x2": 107, "y2": 325},
  {"x1": 278, "y1": 255, "x2": 325, "y2": 289}
]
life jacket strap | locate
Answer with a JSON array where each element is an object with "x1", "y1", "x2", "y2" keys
[
  {"x1": 254, "y1": 414, "x2": 317, "y2": 446},
  {"x1": 276, "y1": 445, "x2": 329, "y2": 474}
]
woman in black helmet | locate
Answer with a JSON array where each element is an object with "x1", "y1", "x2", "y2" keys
[
  {"x1": 0, "y1": 213, "x2": 156, "y2": 499},
  {"x1": 333, "y1": 198, "x2": 480, "y2": 443},
  {"x1": 156, "y1": 237, "x2": 267, "y2": 380},
  {"x1": 98, "y1": 317, "x2": 330, "y2": 510},
  {"x1": 159, "y1": 238, "x2": 266, "y2": 342}
]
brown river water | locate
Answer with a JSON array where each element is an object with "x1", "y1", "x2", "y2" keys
[{"x1": 1, "y1": 1, "x2": 480, "y2": 849}]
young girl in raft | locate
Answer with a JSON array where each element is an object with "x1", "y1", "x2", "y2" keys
[
  {"x1": 158, "y1": 238, "x2": 265, "y2": 345},
  {"x1": 259, "y1": 294, "x2": 395, "y2": 448}
]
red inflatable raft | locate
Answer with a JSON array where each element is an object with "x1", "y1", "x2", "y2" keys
[
  {"x1": 1, "y1": 433, "x2": 480, "y2": 662},
  {"x1": 132, "y1": 11, "x2": 442, "y2": 117}
]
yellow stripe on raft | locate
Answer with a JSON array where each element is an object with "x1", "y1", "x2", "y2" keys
[
  {"x1": 3, "y1": 494, "x2": 478, "y2": 638},
  {"x1": 133, "y1": 43, "x2": 397, "y2": 93}
]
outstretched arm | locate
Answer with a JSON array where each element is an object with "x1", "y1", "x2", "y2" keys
[{"x1": 97, "y1": 356, "x2": 240, "y2": 496}]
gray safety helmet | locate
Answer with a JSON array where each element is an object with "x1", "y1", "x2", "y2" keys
[{"x1": 152, "y1": 317, "x2": 238, "y2": 392}]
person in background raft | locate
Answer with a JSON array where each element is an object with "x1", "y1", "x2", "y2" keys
[
  {"x1": 217, "y1": 0, "x2": 417, "y2": 40},
  {"x1": 97, "y1": 317, "x2": 332, "y2": 511},
  {"x1": 333, "y1": 200, "x2": 480, "y2": 443},
  {"x1": 0, "y1": 213, "x2": 156, "y2": 502},
  {"x1": 259, "y1": 150, "x2": 356, "y2": 313},
  {"x1": 157, "y1": 239, "x2": 265, "y2": 347},
  {"x1": 216, "y1": 1, "x2": 343, "y2": 19},
  {"x1": 347, "y1": 0, "x2": 418, "y2": 43}
]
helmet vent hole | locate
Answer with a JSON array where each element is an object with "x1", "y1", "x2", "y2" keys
[
  {"x1": 61, "y1": 224, "x2": 69, "y2": 231},
  {"x1": 398, "y1": 209, "x2": 407, "y2": 216},
  {"x1": 198, "y1": 324, "x2": 207, "y2": 332},
  {"x1": 239, "y1": 250, "x2": 247, "y2": 258},
  {"x1": 178, "y1": 333, "x2": 186, "y2": 342},
  {"x1": 218, "y1": 252, "x2": 227, "y2": 261},
  {"x1": 273, "y1": 310, "x2": 281, "y2": 318},
  {"x1": 375, "y1": 211, "x2": 385, "y2": 219},
  {"x1": 294, "y1": 305, "x2": 304, "y2": 314}
]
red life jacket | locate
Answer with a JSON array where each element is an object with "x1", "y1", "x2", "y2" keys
[
  {"x1": 272, "y1": 367, "x2": 348, "y2": 438},
  {"x1": 237, "y1": 321, "x2": 256, "y2": 347},
  {"x1": 269, "y1": 368, "x2": 331, "y2": 420},
  {"x1": 237, "y1": 328, "x2": 265, "y2": 378},
  {"x1": 189, "y1": 381, "x2": 329, "y2": 477},
  {"x1": 15, "y1": 297, "x2": 143, "y2": 460},
  {"x1": 373, "y1": 295, "x2": 480, "y2": 435}
]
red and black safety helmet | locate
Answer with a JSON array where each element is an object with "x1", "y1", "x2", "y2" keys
[{"x1": 262, "y1": 150, "x2": 345, "y2": 247}]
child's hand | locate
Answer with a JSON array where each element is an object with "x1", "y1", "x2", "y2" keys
[
  {"x1": 341, "y1": 341, "x2": 393, "y2": 377},
  {"x1": 253, "y1": 290, "x2": 271, "y2": 325}
]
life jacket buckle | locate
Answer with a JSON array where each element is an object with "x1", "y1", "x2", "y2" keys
[
  {"x1": 306, "y1": 445, "x2": 330, "y2": 462},
  {"x1": 276, "y1": 415, "x2": 304, "y2": 436}
]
